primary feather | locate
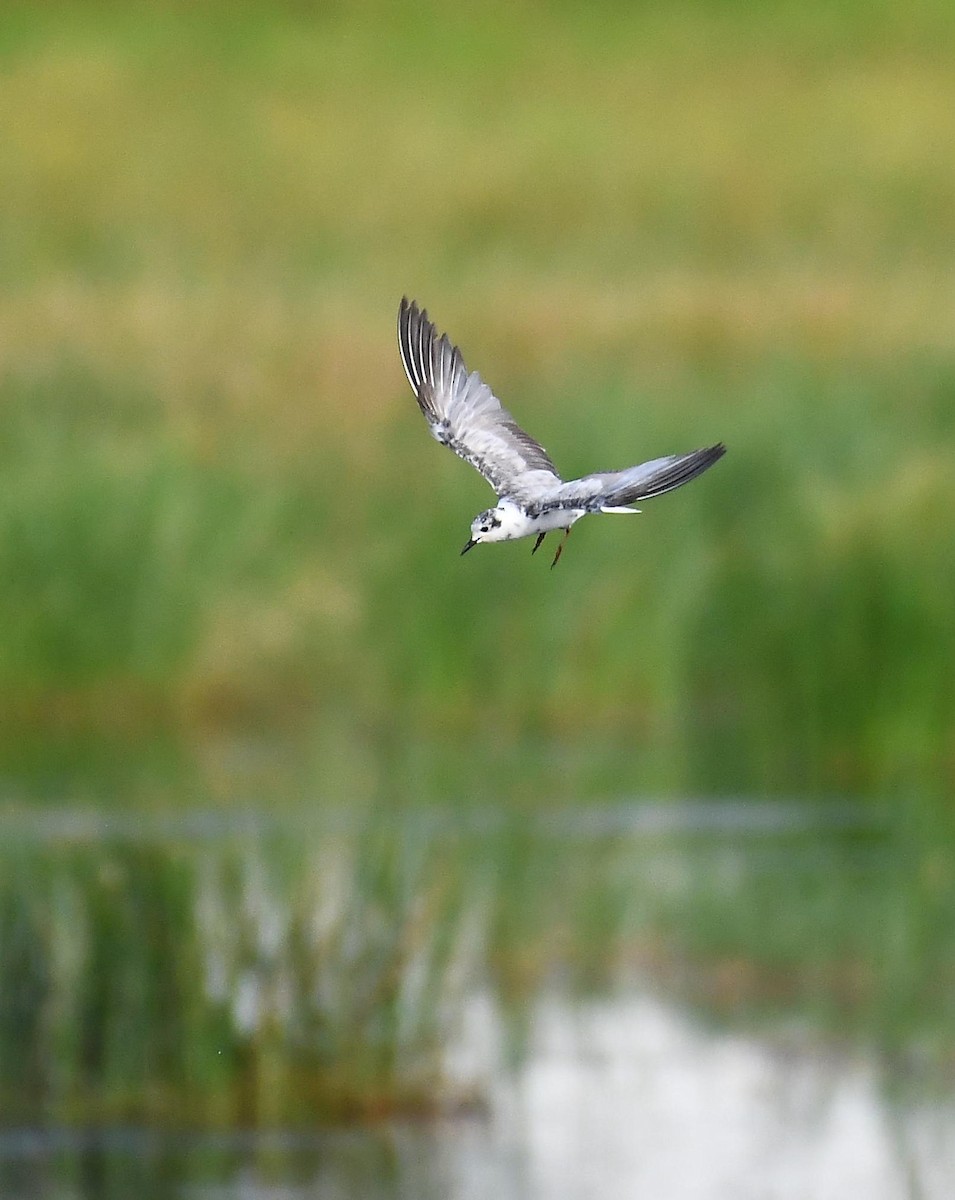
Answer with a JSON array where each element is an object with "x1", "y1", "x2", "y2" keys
[{"x1": 398, "y1": 297, "x2": 560, "y2": 502}]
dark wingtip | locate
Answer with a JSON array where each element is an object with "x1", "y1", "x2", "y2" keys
[
  {"x1": 398, "y1": 297, "x2": 434, "y2": 345},
  {"x1": 683, "y1": 442, "x2": 727, "y2": 484},
  {"x1": 398, "y1": 296, "x2": 424, "y2": 330},
  {"x1": 398, "y1": 295, "x2": 414, "y2": 328},
  {"x1": 689, "y1": 442, "x2": 727, "y2": 475}
]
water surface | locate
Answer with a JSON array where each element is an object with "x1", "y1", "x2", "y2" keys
[
  {"x1": 1, "y1": 800, "x2": 953, "y2": 1197},
  {"x1": 3, "y1": 991, "x2": 954, "y2": 1199}
]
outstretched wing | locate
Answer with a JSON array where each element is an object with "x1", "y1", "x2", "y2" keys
[
  {"x1": 546, "y1": 444, "x2": 726, "y2": 512},
  {"x1": 398, "y1": 298, "x2": 560, "y2": 500}
]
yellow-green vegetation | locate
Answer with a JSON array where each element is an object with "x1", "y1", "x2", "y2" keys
[{"x1": 2, "y1": 0, "x2": 955, "y2": 801}]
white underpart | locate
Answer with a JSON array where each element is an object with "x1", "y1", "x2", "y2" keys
[
  {"x1": 473, "y1": 500, "x2": 586, "y2": 543},
  {"x1": 600, "y1": 505, "x2": 641, "y2": 514}
]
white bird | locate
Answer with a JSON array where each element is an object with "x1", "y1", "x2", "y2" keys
[{"x1": 398, "y1": 297, "x2": 725, "y2": 567}]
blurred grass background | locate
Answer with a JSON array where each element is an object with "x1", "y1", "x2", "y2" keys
[
  {"x1": 1, "y1": 0, "x2": 955, "y2": 1132},
  {"x1": 1, "y1": 0, "x2": 954, "y2": 802}
]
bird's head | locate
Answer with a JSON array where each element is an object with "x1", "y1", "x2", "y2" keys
[{"x1": 461, "y1": 506, "x2": 507, "y2": 554}]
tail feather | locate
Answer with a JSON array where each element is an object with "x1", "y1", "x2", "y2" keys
[
  {"x1": 602, "y1": 444, "x2": 726, "y2": 505},
  {"x1": 559, "y1": 444, "x2": 725, "y2": 510}
]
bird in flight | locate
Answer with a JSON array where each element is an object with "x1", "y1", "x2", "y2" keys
[{"x1": 397, "y1": 298, "x2": 725, "y2": 567}]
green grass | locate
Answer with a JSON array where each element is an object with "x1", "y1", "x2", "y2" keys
[
  {"x1": 2, "y1": 803, "x2": 954, "y2": 1126},
  {"x1": 0, "y1": 805, "x2": 617, "y2": 1125},
  {"x1": 1, "y1": 350, "x2": 952, "y2": 801},
  {"x1": 3, "y1": 1, "x2": 953, "y2": 802}
]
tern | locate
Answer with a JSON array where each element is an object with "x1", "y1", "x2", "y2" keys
[{"x1": 398, "y1": 297, "x2": 725, "y2": 567}]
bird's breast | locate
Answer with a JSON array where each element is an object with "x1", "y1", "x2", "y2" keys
[{"x1": 520, "y1": 506, "x2": 585, "y2": 536}]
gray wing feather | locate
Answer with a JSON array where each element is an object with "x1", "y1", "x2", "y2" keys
[
  {"x1": 552, "y1": 445, "x2": 726, "y2": 511},
  {"x1": 398, "y1": 298, "x2": 560, "y2": 499}
]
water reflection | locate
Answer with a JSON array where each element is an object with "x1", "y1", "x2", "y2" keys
[
  {"x1": 2, "y1": 799, "x2": 953, "y2": 1196},
  {"x1": 497, "y1": 993, "x2": 955, "y2": 1200},
  {"x1": 2, "y1": 992, "x2": 954, "y2": 1200}
]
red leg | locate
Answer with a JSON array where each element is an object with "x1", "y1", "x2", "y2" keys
[{"x1": 550, "y1": 526, "x2": 572, "y2": 568}]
